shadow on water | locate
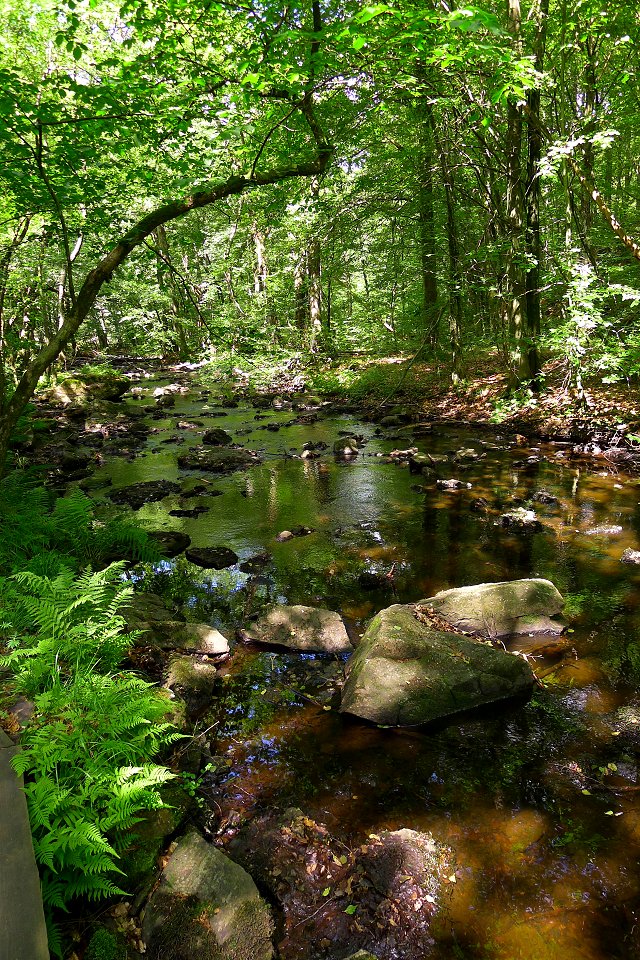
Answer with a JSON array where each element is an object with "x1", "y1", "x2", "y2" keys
[{"x1": 86, "y1": 376, "x2": 640, "y2": 959}]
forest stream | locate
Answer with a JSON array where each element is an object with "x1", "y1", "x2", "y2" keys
[{"x1": 74, "y1": 370, "x2": 640, "y2": 960}]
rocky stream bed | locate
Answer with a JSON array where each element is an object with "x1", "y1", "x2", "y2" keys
[{"x1": 17, "y1": 363, "x2": 640, "y2": 960}]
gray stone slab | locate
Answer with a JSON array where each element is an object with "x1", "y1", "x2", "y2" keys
[{"x1": 0, "y1": 730, "x2": 49, "y2": 960}]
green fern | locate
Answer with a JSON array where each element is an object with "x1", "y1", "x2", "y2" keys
[{"x1": 1, "y1": 537, "x2": 179, "y2": 955}]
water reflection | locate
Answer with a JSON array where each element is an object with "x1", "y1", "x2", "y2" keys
[{"x1": 87, "y1": 378, "x2": 640, "y2": 959}]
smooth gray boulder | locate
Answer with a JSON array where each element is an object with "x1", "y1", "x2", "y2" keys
[
  {"x1": 340, "y1": 603, "x2": 534, "y2": 726},
  {"x1": 142, "y1": 829, "x2": 273, "y2": 960},
  {"x1": 420, "y1": 578, "x2": 565, "y2": 638},
  {"x1": 241, "y1": 605, "x2": 353, "y2": 654}
]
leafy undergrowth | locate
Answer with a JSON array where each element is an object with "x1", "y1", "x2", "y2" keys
[{"x1": 0, "y1": 476, "x2": 178, "y2": 956}]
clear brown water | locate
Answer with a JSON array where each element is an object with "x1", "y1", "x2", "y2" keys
[{"x1": 90, "y1": 375, "x2": 640, "y2": 960}]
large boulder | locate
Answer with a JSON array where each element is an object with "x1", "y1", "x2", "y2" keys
[
  {"x1": 340, "y1": 603, "x2": 534, "y2": 726},
  {"x1": 142, "y1": 829, "x2": 273, "y2": 960},
  {"x1": 178, "y1": 446, "x2": 261, "y2": 473},
  {"x1": 241, "y1": 605, "x2": 353, "y2": 654},
  {"x1": 46, "y1": 371, "x2": 130, "y2": 406},
  {"x1": 420, "y1": 578, "x2": 565, "y2": 638}
]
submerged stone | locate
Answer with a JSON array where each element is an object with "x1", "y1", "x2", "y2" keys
[
  {"x1": 340, "y1": 603, "x2": 535, "y2": 726},
  {"x1": 241, "y1": 605, "x2": 352, "y2": 653},
  {"x1": 186, "y1": 546, "x2": 239, "y2": 569},
  {"x1": 148, "y1": 530, "x2": 191, "y2": 556},
  {"x1": 109, "y1": 480, "x2": 181, "y2": 509},
  {"x1": 202, "y1": 427, "x2": 234, "y2": 446},
  {"x1": 178, "y1": 446, "x2": 261, "y2": 473},
  {"x1": 142, "y1": 829, "x2": 273, "y2": 960}
]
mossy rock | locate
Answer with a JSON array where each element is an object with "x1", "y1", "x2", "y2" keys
[
  {"x1": 340, "y1": 603, "x2": 535, "y2": 726},
  {"x1": 85, "y1": 928, "x2": 129, "y2": 960},
  {"x1": 142, "y1": 829, "x2": 273, "y2": 960},
  {"x1": 120, "y1": 784, "x2": 196, "y2": 890}
]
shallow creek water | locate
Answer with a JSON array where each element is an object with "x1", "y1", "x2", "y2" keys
[{"x1": 88, "y1": 374, "x2": 640, "y2": 960}]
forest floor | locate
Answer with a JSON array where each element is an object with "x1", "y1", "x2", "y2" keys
[{"x1": 208, "y1": 347, "x2": 640, "y2": 444}]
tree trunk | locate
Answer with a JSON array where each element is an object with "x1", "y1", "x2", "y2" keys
[
  {"x1": 417, "y1": 103, "x2": 438, "y2": 339},
  {"x1": 431, "y1": 110, "x2": 463, "y2": 382},
  {"x1": 505, "y1": 0, "x2": 530, "y2": 383},
  {"x1": 155, "y1": 224, "x2": 189, "y2": 358},
  {"x1": 252, "y1": 222, "x2": 268, "y2": 295},
  {"x1": 524, "y1": 0, "x2": 549, "y2": 389}
]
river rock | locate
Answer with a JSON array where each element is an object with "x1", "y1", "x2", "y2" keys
[
  {"x1": 178, "y1": 446, "x2": 261, "y2": 473},
  {"x1": 454, "y1": 447, "x2": 483, "y2": 463},
  {"x1": 155, "y1": 393, "x2": 176, "y2": 409},
  {"x1": 437, "y1": 478, "x2": 471, "y2": 490},
  {"x1": 166, "y1": 656, "x2": 220, "y2": 712},
  {"x1": 585, "y1": 524, "x2": 623, "y2": 536},
  {"x1": 532, "y1": 490, "x2": 558, "y2": 505},
  {"x1": 498, "y1": 508, "x2": 542, "y2": 531},
  {"x1": 169, "y1": 506, "x2": 209, "y2": 518},
  {"x1": 420, "y1": 579, "x2": 564, "y2": 638},
  {"x1": 186, "y1": 546, "x2": 239, "y2": 569},
  {"x1": 46, "y1": 372, "x2": 130, "y2": 406},
  {"x1": 124, "y1": 593, "x2": 186, "y2": 630},
  {"x1": 408, "y1": 453, "x2": 433, "y2": 474},
  {"x1": 148, "y1": 530, "x2": 191, "y2": 557},
  {"x1": 109, "y1": 480, "x2": 181, "y2": 509},
  {"x1": 340, "y1": 603, "x2": 535, "y2": 726},
  {"x1": 334, "y1": 437, "x2": 359, "y2": 457},
  {"x1": 241, "y1": 605, "x2": 352, "y2": 653},
  {"x1": 134, "y1": 621, "x2": 230, "y2": 655},
  {"x1": 142, "y1": 829, "x2": 273, "y2": 960},
  {"x1": 239, "y1": 552, "x2": 272, "y2": 574},
  {"x1": 227, "y1": 810, "x2": 446, "y2": 960},
  {"x1": 203, "y1": 427, "x2": 234, "y2": 446},
  {"x1": 621, "y1": 549, "x2": 640, "y2": 565}
]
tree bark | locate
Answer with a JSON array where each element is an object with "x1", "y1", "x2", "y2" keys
[
  {"x1": 505, "y1": 0, "x2": 529, "y2": 383},
  {"x1": 524, "y1": 0, "x2": 549, "y2": 388}
]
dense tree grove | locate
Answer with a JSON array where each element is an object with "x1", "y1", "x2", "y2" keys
[{"x1": 2, "y1": 0, "x2": 640, "y2": 449}]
